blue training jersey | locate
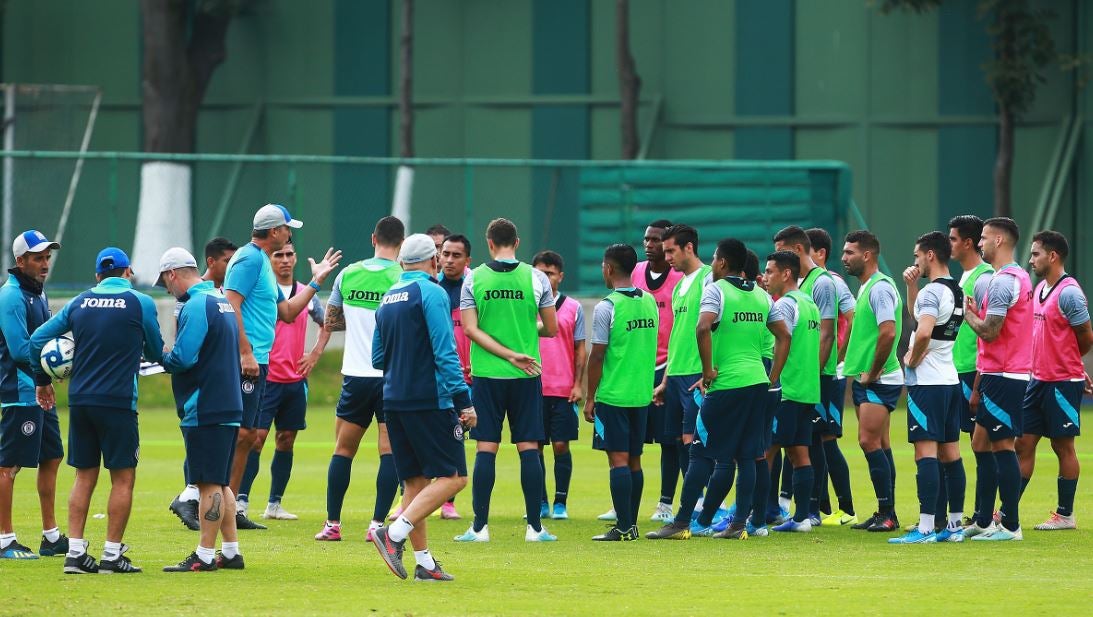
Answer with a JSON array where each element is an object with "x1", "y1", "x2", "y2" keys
[
  {"x1": 224, "y1": 242, "x2": 284, "y2": 364},
  {"x1": 0, "y1": 271, "x2": 52, "y2": 406}
]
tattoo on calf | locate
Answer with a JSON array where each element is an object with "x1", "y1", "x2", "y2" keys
[{"x1": 204, "y1": 492, "x2": 222, "y2": 521}]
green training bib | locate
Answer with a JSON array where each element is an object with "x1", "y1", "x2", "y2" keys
[{"x1": 596, "y1": 290, "x2": 659, "y2": 407}]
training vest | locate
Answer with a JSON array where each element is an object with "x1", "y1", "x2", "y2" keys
[
  {"x1": 439, "y1": 276, "x2": 471, "y2": 384},
  {"x1": 953, "y1": 262, "x2": 994, "y2": 373},
  {"x1": 470, "y1": 262, "x2": 540, "y2": 378},
  {"x1": 831, "y1": 271, "x2": 852, "y2": 350},
  {"x1": 799, "y1": 266, "x2": 838, "y2": 376},
  {"x1": 632, "y1": 261, "x2": 683, "y2": 366},
  {"x1": 539, "y1": 295, "x2": 581, "y2": 397},
  {"x1": 337, "y1": 259, "x2": 403, "y2": 378},
  {"x1": 1032, "y1": 275, "x2": 1087, "y2": 382},
  {"x1": 667, "y1": 265, "x2": 712, "y2": 376},
  {"x1": 928, "y1": 277, "x2": 964, "y2": 341},
  {"x1": 779, "y1": 290, "x2": 821, "y2": 404},
  {"x1": 596, "y1": 289, "x2": 659, "y2": 407},
  {"x1": 977, "y1": 264, "x2": 1033, "y2": 375},
  {"x1": 844, "y1": 272, "x2": 903, "y2": 378},
  {"x1": 709, "y1": 279, "x2": 770, "y2": 392}
]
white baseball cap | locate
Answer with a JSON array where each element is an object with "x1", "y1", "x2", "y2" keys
[
  {"x1": 399, "y1": 233, "x2": 438, "y2": 264},
  {"x1": 155, "y1": 247, "x2": 198, "y2": 287},
  {"x1": 12, "y1": 230, "x2": 60, "y2": 258},
  {"x1": 253, "y1": 204, "x2": 303, "y2": 230}
]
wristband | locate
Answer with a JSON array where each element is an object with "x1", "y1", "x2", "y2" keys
[{"x1": 308, "y1": 281, "x2": 321, "y2": 292}]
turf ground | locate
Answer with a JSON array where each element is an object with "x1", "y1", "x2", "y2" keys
[{"x1": 5, "y1": 354, "x2": 1093, "y2": 615}]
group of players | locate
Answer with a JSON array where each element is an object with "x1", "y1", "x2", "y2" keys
[{"x1": 0, "y1": 203, "x2": 1088, "y2": 581}]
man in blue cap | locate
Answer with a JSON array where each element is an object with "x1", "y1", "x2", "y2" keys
[
  {"x1": 30, "y1": 247, "x2": 164, "y2": 574},
  {"x1": 0, "y1": 230, "x2": 66, "y2": 560}
]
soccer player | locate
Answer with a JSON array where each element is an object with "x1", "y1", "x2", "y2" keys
[
  {"x1": 436, "y1": 233, "x2": 474, "y2": 520},
  {"x1": 889, "y1": 232, "x2": 967, "y2": 544},
  {"x1": 585, "y1": 243, "x2": 658, "y2": 541},
  {"x1": 805, "y1": 227, "x2": 857, "y2": 525},
  {"x1": 455, "y1": 218, "x2": 558, "y2": 543},
  {"x1": 371, "y1": 234, "x2": 476, "y2": 582},
  {"x1": 315, "y1": 216, "x2": 404, "y2": 542},
  {"x1": 157, "y1": 248, "x2": 246, "y2": 572},
  {"x1": 1019, "y1": 231, "x2": 1091, "y2": 530},
  {"x1": 961, "y1": 217, "x2": 1032, "y2": 541},
  {"x1": 0, "y1": 230, "x2": 66, "y2": 560},
  {"x1": 30, "y1": 247, "x2": 164, "y2": 573},
  {"x1": 532, "y1": 250, "x2": 586, "y2": 520},
  {"x1": 235, "y1": 239, "x2": 327, "y2": 521},
  {"x1": 426, "y1": 224, "x2": 452, "y2": 254},
  {"x1": 763, "y1": 251, "x2": 822, "y2": 533},
  {"x1": 841, "y1": 230, "x2": 904, "y2": 532},
  {"x1": 225, "y1": 204, "x2": 341, "y2": 530}
]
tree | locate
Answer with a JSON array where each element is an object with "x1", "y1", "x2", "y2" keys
[{"x1": 616, "y1": 0, "x2": 641, "y2": 159}]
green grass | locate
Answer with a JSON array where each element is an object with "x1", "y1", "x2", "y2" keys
[{"x1": 8, "y1": 356, "x2": 1093, "y2": 615}]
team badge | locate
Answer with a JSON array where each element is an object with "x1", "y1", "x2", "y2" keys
[
  {"x1": 454, "y1": 424, "x2": 464, "y2": 440},
  {"x1": 242, "y1": 380, "x2": 255, "y2": 394},
  {"x1": 21, "y1": 421, "x2": 36, "y2": 436},
  {"x1": 134, "y1": 447, "x2": 140, "y2": 461}
]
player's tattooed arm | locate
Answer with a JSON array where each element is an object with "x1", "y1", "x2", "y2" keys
[
  {"x1": 325, "y1": 304, "x2": 346, "y2": 332},
  {"x1": 963, "y1": 295, "x2": 1004, "y2": 342},
  {"x1": 204, "y1": 493, "x2": 221, "y2": 522}
]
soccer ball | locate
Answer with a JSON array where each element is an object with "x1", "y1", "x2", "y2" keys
[{"x1": 40, "y1": 334, "x2": 75, "y2": 381}]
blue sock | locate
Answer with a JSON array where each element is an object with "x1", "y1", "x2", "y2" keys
[
  {"x1": 769, "y1": 452, "x2": 783, "y2": 510},
  {"x1": 751, "y1": 458, "x2": 770, "y2": 524},
  {"x1": 325, "y1": 454, "x2": 352, "y2": 521},
  {"x1": 268, "y1": 449, "x2": 293, "y2": 504},
  {"x1": 792, "y1": 464, "x2": 814, "y2": 522},
  {"x1": 823, "y1": 439, "x2": 854, "y2": 515},
  {"x1": 1058, "y1": 476, "x2": 1078, "y2": 517},
  {"x1": 884, "y1": 448, "x2": 896, "y2": 508},
  {"x1": 780, "y1": 453, "x2": 793, "y2": 500},
  {"x1": 373, "y1": 453, "x2": 399, "y2": 523},
  {"x1": 810, "y1": 437, "x2": 827, "y2": 514},
  {"x1": 659, "y1": 443, "x2": 680, "y2": 504},
  {"x1": 936, "y1": 459, "x2": 949, "y2": 522},
  {"x1": 697, "y1": 461, "x2": 735, "y2": 526},
  {"x1": 734, "y1": 458, "x2": 756, "y2": 523},
  {"x1": 239, "y1": 449, "x2": 261, "y2": 500},
  {"x1": 677, "y1": 441, "x2": 692, "y2": 478},
  {"x1": 1020, "y1": 475, "x2": 1031, "y2": 498},
  {"x1": 865, "y1": 449, "x2": 893, "y2": 512},
  {"x1": 974, "y1": 450, "x2": 997, "y2": 527},
  {"x1": 673, "y1": 452, "x2": 713, "y2": 524},
  {"x1": 610, "y1": 467, "x2": 633, "y2": 530},
  {"x1": 472, "y1": 451, "x2": 497, "y2": 532},
  {"x1": 994, "y1": 450, "x2": 1021, "y2": 531},
  {"x1": 943, "y1": 459, "x2": 966, "y2": 516},
  {"x1": 538, "y1": 451, "x2": 549, "y2": 505},
  {"x1": 915, "y1": 457, "x2": 940, "y2": 518},
  {"x1": 630, "y1": 469, "x2": 644, "y2": 527},
  {"x1": 554, "y1": 452, "x2": 573, "y2": 506},
  {"x1": 520, "y1": 449, "x2": 546, "y2": 531}
]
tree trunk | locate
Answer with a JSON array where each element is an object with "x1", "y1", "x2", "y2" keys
[
  {"x1": 616, "y1": 0, "x2": 641, "y2": 159},
  {"x1": 399, "y1": 0, "x2": 414, "y2": 158},
  {"x1": 993, "y1": 105, "x2": 1014, "y2": 218}
]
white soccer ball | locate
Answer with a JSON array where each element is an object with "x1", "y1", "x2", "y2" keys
[{"x1": 40, "y1": 334, "x2": 75, "y2": 381}]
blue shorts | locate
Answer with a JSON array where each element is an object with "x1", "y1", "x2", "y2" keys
[
  {"x1": 664, "y1": 374, "x2": 702, "y2": 439},
  {"x1": 0, "y1": 405, "x2": 63, "y2": 468},
  {"x1": 694, "y1": 383, "x2": 768, "y2": 461},
  {"x1": 593, "y1": 403, "x2": 648, "y2": 456},
  {"x1": 906, "y1": 384, "x2": 961, "y2": 443},
  {"x1": 772, "y1": 400, "x2": 815, "y2": 448},
  {"x1": 1023, "y1": 379, "x2": 1082, "y2": 439},
  {"x1": 386, "y1": 409, "x2": 468, "y2": 479},
  {"x1": 812, "y1": 375, "x2": 834, "y2": 434},
  {"x1": 541, "y1": 396, "x2": 579, "y2": 443},
  {"x1": 976, "y1": 374, "x2": 1026, "y2": 440},
  {"x1": 258, "y1": 380, "x2": 308, "y2": 431},
  {"x1": 851, "y1": 381, "x2": 902, "y2": 412},
  {"x1": 470, "y1": 376, "x2": 544, "y2": 443},
  {"x1": 821, "y1": 375, "x2": 847, "y2": 437},
  {"x1": 183, "y1": 425, "x2": 238, "y2": 486},
  {"x1": 68, "y1": 406, "x2": 139, "y2": 470},
  {"x1": 958, "y1": 371, "x2": 978, "y2": 433},
  {"x1": 240, "y1": 364, "x2": 269, "y2": 429},
  {"x1": 336, "y1": 376, "x2": 385, "y2": 429},
  {"x1": 761, "y1": 388, "x2": 780, "y2": 452},
  {"x1": 644, "y1": 367, "x2": 668, "y2": 444}
]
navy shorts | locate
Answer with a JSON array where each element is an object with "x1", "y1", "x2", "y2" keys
[
  {"x1": 644, "y1": 367, "x2": 668, "y2": 444},
  {"x1": 851, "y1": 381, "x2": 903, "y2": 412},
  {"x1": 694, "y1": 383, "x2": 768, "y2": 461},
  {"x1": 593, "y1": 403, "x2": 648, "y2": 456},
  {"x1": 183, "y1": 425, "x2": 238, "y2": 486},
  {"x1": 542, "y1": 396, "x2": 579, "y2": 443},
  {"x1": 958, "y1": 371, "x2": 978, "y2": 433},
  {"x1": 664, "y1": 374, "x2": 702, "y2": 439},
  {"x1": 470, "y1": 376, "x2": 544, "y2": 443},
  {"x1": 68, "y1": 406, "x2": 139, "y2": 470},
  {"x1": 823, "y1": 376, "x2": 847, "y2": 437},
  {"x1": 812, "y1": 375, "x2": 835, "y2": 434},
  {"x1": 0, "y1": 405, "x2": 63, "y2": 468},
  {"x1": 336, "y1": 376, "x2": 385, "y2": 429},
  {"x1": 761, "y1": 388, "x2": 780, "y2": 452},
  {"x1": 240, "y1": 364, "x2": 269, "y2": 429},
  {"x1": 906, "y1": 384, "x2": 961, "y2": 443},
  {"x1": 772, "y1": 400, "x2": 815, "y2": 448},
  {"x1": 386, "y1": 409, "x2": 468, "y2": 479},
  {"x1": 258, "y1": 379, "x2": 308, "y2": 431},
  {"x1": 1023, "y1": 379, "x2": 1082, "y2": 439},
  {"x1": 976, "y1": 374, "x2": 1026, "y2": 440}
]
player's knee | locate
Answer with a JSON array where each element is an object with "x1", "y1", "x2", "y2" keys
[{"x1": 275, "y1": 431, "x2": 297, "y2": 450}]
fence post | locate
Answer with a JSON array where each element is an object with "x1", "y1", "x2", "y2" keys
[
  {"x1": 109, "y1": 155, "x2": 119, "y2": 245},
  {"x1": 464, "y1": 165, "x2": 474, "y2": 234}
]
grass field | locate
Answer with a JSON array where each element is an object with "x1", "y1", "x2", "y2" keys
[{"x1": 6, "y1": 353, "x2": 1093, "y2": 615}]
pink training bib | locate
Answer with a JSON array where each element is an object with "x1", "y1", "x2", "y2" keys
[
  {"x1": 450, "y1": 306, "x2": 472, "y2": 384},
  {"x1": 632, "y1": 261, "x2": 683, "y2": 366},
  {"x1": 539, "y1": 296, "x2": 580, "y2": 397},
  {"x1": 268, "y1": 282, "x2": 311, "y2": 383},
  {"x1": 1032, "y1": 276, "x2": 1086, "y2": 381},
  {"x1": 977, "y1": 265, "x2": 1033, "y2": 375}
]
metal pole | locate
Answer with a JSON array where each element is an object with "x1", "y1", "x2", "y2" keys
[
  {"x1": 51, "y1": 89, "x2": 102, "y2": 259},
  {"x1": 3, "y1": 85, "x2": 14, "y2": 271}
]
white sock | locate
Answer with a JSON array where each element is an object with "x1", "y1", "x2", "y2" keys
[
  {"x1": 0, "y1": 532, "x2": 16, "y2": 548},
  {"x1": 388, "y1": 516, "x2": 414, "y2": 543},
  {"x1": 414, "y1": 549, "x2": 436, "y2": 570},
  {"x1": 949, "y1": 512, "x2": 964, "y2": 529},
  {"x1": 195, "y1": 545, "x2": 216, "y2": 564},
  {"x1": 918, "y1": 514, "x2": 935, "y2": 534},
  {"x1": 695, "y1": 497, "x2": 705, "y2": 512},
  {"x1": 43, "y1": 527, "x2": 60, "y2": 543},
  {"x1": 67, "y1": 538, "x2": 86, "y2": 558},
  {"x1": 103, "y1": 541, "x2": 121, "y2": 561},
  {"x1": 180, "y1": 485, "x2": 200, "y2": 502},
  {"x1": 221, "y1": 541, "x2": 239, "y2": 559},
  {"x1": 778, "y1": 496, "x2": 792, "y2": 511}
]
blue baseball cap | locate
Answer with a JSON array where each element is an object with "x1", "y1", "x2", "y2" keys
[
  {"x1": 12, "y1": 229, "x2": 60, "y2": 258},
  {"x1": 96, "y1": 247, "x2": 131, "y2": 274}
]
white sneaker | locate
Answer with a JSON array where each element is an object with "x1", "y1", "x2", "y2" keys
[
  {"x1": 238, "y1": 499, "x2": 249, "y2": 518},
  {"x1": 525, "y1": 524, "x2": 557, "y2": 542},
  {"x1": 650, "y1": 502, "x2": 673, "y2": 522},
  {"x1": 963, "y1": 520, "x2": 997, "y2": 538},
  {"x1": 262, "y1": 502, "x2": 298, "y2": 520},
  {"x1": 1033, "y1": 512, "x2": 1077, "y2": 530},
  {"x1": 453, "y1": 525, "x2": 490, "y2": 542},
  {"x1": 598, "y1": 508, "x2": 618, "y2": 521}
]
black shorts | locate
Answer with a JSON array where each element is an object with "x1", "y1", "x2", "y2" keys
[
  {"x1": 336, "y1": 376, "x2": 385, "y2": 429},
  {"x1": 906, "y1": 384, "x2": 961, "y2": 443},
  {"x1": 694, "y1": 383, "x2": 768, "y2": 461},
  {"x1": 958, "y1": 371, "x2": 978, "y2": 433},
  {"x1": 386, "y1": 409, "x2": 468, "y2": 480},
  {"x1": 593, "y1": 403, "x2": 647, "y2": 456},
  {"x1": 470, "y1": 376, "x2": 544, "y2": 443},
  {"x1": 761, "y1": 388, "x2": 780, "y2": 452},
  {"x1": 644, "y1": 367, "x2": 668, "y2": 444},
  {"x1": 664, "y1": 374, "x2": 702, "y2": 439},
  {"x1": 240, "y1": 364, "x2": 269, "y2": 429},
  {"x1": 851, "y1": 381, "x2": 903, "y2": 412},
  {"x1": 976, "y1": 374, "x2": 1026, "y2": 440},
  {"x1": 183, "y1": 425, "x2": 239, "y2": 486},
  {"x1": 541, "y1": 396, "x2": 579, "y2": 443},
  {"x1": 0, "y1": 405, "x2": 63, "y2": 468},
  {"x1": 68, "y1": 406, "x2": 139, "y2": 470},
  {"x1": 258, "y1": 380, "x2": 308, "y2": 431},
  {"x1": 772, "y1": 400, "x2": 815, "y2": 448},
  {"x1": 1023, "y1": 379, "x2": 1082, "y2": 439},
  {"x1": 812, "y1": 375, "x2": 834, "y2": 434}
]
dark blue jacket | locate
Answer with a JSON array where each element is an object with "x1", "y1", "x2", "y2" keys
[
  {"x1": 162, "y1": 281, "x2": 243, "y2": 427},
  {"x1": 30, "y1": 277, "x2": 164, "y2": 410},
  {"x1": 373, "y1": 271, "x2": 471, "y2": 412},
  {"x1": 0, "y1": 270, "x2": 52, "y2": 406}
]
